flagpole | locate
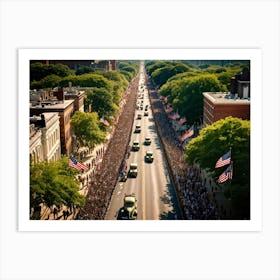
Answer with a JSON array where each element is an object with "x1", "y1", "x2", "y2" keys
[{"x1": 229, "y1": 160, "x2": 233, "y2": 218}]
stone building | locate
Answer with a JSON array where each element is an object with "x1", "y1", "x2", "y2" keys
[
  {"x1": 30, "y1": 99, "x2": 75, "y2": 156},
  {"x1": 30, "y1": 113, "x2": 61, "y2": 163},
  {"x1": 63, "y1": 85, "x2": 86, "y2": 112}
]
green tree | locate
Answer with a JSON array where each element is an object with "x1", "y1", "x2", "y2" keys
[
  {"x1": 30, "y1": 74, "x2": 61, "y2": 89},
  {"x1": 151, "y1": 63, "x2": 190, "y2": 87},
  {"x1": 59, "y1": 73, "x2": 113, "y2": 91},
  {"x1": 160, "y1": 74, "x2": 226, "y2": 123},
  {"x1": 30, "y1": 62, "x2": 73, "y2": 82},
  {"x1": 85, "y1": 88, "x2": 118, "y2": 117},
  {"x1": 30, "y1": 157, "x2": 85, "y2": 219},
  {"x1": 71, "y1": 111, "x2": 106, "y2": 148},
  {"x1": 185, "y1": 117, "x2": 250, "y2": 219}
]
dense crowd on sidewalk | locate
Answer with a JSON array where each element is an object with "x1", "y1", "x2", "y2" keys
[
  {"x1": 76, "y1": 76, "x2": 139, "y2": 220},
  {"x1": 147, "y1": 77, "x2": 220, "y2": 220}
]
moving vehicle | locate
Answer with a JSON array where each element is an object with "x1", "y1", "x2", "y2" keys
[
  {"x1": 129, "y1": 163, "x2": 138, "y2": 177},
  {"x1": 119, "y1": 170, "x2": 128, "y2": 182},
  {"x1": 145, "y1": 151, "x2": 154, "y2": 163},
  {"x1": 120, "y1": 194, "x2": 137, "y2": 220},
  {"x1": 132, "y1": 140, "x2": 140, "y2": 151},
  {"x1": 135, "y1": 124, "x2": 141, "y2": 133},
  {"x1": 144, "y1": 136, "x2": 151, "y2": 145}
]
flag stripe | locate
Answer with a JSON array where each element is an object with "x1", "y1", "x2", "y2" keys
[
  {"x1": 217, "y1": 163, "x2": 233, "y2": 183},
  {"x1": 215, "y1": 150, "x2": 231, "y2": 168},
  {"x1": 69, "y1": 156, "x2": 88, "y2": 171}
]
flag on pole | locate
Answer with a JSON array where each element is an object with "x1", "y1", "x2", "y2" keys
[
  {"x1": 217, "y1": 163, "x2": 233, "y2": 184},
  {"x1": 69, "y1": 156, "x2": 88, "y2": 171},
  {"x1": 179, "y1": 125, "x2": 194, "y2": 142},
  {"x1": 215, "y1": 150, "x2": 231, "y2": 168}
]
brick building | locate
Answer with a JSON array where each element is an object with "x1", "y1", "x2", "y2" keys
[
  {"x1": 30, "y1": 99, "x2": 75, "y2": 156},
  {"x1": 202, "y1": 67, "x2": 250, "y2": 126},
  {"x1": 203, "y1": 92, "x2": 250, "y2": 126}
]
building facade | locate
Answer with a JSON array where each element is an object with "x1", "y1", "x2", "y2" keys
[
  {"x1": 30, "y1": 100, "x2": 75, "y2": 156},
  {"x1": 202, "y1": 67, "x2": 250, "y2": 126},
  {"x1": 203, "y1": 92, "x2": 250, "y2": 126},
  {"x1": 30, "y1": 113, "x2": 61, "y2": 163}
]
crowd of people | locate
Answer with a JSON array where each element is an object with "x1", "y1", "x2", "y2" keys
[
  {"x1": 147, "y1": 76, "x2": 220, "y2": 220},
  {"x1": 76, "y1": 75, "x2": 140, "y2": 220},
  {"x1": 75, "y1": 72, "x2": 221, "y2": 220}
]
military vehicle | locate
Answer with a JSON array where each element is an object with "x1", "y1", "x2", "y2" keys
[{"x1": 120, "y1": 194, "x2": 137, "y2": 220}]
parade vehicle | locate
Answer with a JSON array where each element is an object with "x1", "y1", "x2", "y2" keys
[
  {"x1": 132, "y1": 140, "x2": 140, "y2": 151},
  {"x1": 120, "y1": 194, "x2": 137, "y2": 220},
  {"x1": 119, "y1": 170, "x2": 128, "y2": 182},
  {"x1": 144, "y1": 136, "x2": 151, "y2": 145},
  {"x1": 135, "y1": 124, "x2": 141, "y2": 133},
  {"x1": 129, "y1": 163, "x2": 138, "y2": 177},
  {"x1": 145, "y1": 151, "x2": 154, "y2": 163}
]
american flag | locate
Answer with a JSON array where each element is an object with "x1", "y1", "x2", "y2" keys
[
  {"x1": 69, "y1": 156, "x2": 88, "y2": 171},
  {"x1": 217, "y1": 163, "x2": 233, "y2": 184},
  {"x1": 215, "y1": 150, "x2": 231, "y2": 168},
  {"x1": 179, "y1": 126, "x2": 194, "y2": 142}
]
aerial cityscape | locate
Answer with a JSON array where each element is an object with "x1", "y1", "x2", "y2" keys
[{"x1": 29, "y1": 59, "x2": 250, "y2": 221}]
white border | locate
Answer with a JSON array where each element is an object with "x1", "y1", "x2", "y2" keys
[{"x1": 19, "y1": 48, "x2": 262, "y2": 231}]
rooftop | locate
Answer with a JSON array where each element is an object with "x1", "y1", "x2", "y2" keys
[
  {"x1": 31, "y1": 99, "x2": 74, "y2": 110},
  {"x1": 203, "y1": 92, "x2": 250, "y2": 105}
]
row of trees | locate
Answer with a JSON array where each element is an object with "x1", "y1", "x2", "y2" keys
[
  {"x1": 184, "y1": 117, "x2": 250, "y2": 219},
  {"x1": 146, "y1": 60, "x2": 249, "y2": 124},
  {"x1": 146, "y1": 61, "x2": 250, "y2": 219}
]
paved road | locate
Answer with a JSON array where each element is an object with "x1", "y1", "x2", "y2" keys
[{"x1": 105, "y1": 63, "x2": 181, "y2": 220}]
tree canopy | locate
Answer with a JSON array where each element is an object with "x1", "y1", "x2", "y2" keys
[
  {"x1": 30, "y1": 157, "x2": 85, "y2": 219},
  {"x1": 160, "y1": 74, "x2": 226, "y2": 123},
  {"x1": 151, "y1": 62, "x2": 190, "y2": 87},
  {"x1": 70, "y1": 111, "x2": 106, "y2": 149},
  {"x1": 30, "y1": 62, "x2": 73, "y2": 82},
  {"x1": 85, "y1": 87, "x2": 118, "y2": 118},
  {"x1": 185, "y1": 117, "x2": 250, "y2": 219}
]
